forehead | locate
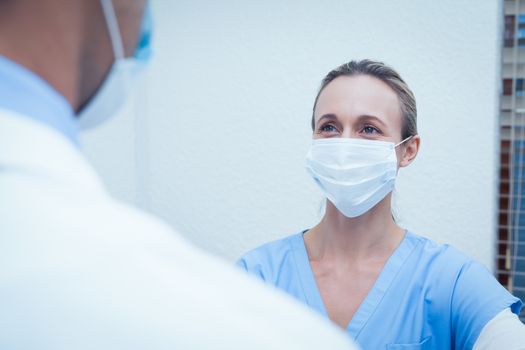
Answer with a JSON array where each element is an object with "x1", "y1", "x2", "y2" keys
[{"x1": 314, "y1": 75, "x2": 402, "y2": 126}]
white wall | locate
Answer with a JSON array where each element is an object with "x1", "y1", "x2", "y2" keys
[{"x1": 82, "y1": 0, "x2": 502, "y2": 268}]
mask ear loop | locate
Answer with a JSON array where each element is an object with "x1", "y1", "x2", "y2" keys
[
  {"x1": 395, "y1": 135, "x2": 414, "y2": 148},
  {"x1": 100, "y1": 0, "x2": 125, "y2": 61}
]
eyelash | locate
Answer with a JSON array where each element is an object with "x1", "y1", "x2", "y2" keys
[
  {"x1": 360, "y1": 124, "x2": 381, "y2": 135},
  {"x1": 318, "y1": 123, "x2": 339, "y2": 133},
  {"x1": 316, "y1": 123, "x2": 383, "y2": 136}
]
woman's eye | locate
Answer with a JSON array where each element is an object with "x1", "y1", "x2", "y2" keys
[
  {"x1": 319, "y1": 124, "x2": 338, "y2": 133},
  {"x1": 361, "y1": 125, "x2": 380, "y2": 134}
]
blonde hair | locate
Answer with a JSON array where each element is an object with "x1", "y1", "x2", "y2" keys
[{"x1": 311, "y1": 59, "x2": 417, "y2": 139}]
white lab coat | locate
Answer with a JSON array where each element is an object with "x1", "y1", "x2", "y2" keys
[{"x1": 0, "y1": 109, "x2": 358, "y2": 350}]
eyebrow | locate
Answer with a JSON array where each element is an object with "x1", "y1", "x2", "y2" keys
[
  {"x1": 357, "y1": 114, "x2": 387, "y2": 127},
  {"x1": 316, "y1": 114, "x2": 338, "y2": 125},
  {"x1": 316, "y1": 113, "x2": 387, "y2": 127}
]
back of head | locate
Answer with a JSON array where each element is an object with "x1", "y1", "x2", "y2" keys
[{"x1": 0, "y1": 0, "x2": 146, "y2": 114}]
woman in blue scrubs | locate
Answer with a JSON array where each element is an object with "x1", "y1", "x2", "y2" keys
[{"x1": 237, "y1": 60, "x2": 525, "y2": 349}]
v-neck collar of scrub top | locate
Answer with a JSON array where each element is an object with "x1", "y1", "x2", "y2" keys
[{"x1": 290, "y1": 230, "x2": 419, "y2": 339}]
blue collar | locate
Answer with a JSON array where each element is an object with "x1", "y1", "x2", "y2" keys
[{"x1": 0, "y1": 55, "x2": 78, "y2": 146}]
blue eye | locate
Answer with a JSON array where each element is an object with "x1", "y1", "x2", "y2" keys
[
  {"x1": 319, "y1": 124, "x2": 338, "y2": 133},
  {"x1": 362, "y1": 125, "x2": 380, "y2": 134}
]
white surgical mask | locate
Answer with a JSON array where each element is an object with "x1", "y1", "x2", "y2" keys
[
  {"x1": 77, "y1": 0, "x2": 153, "y2": 129},
  {"x1": 306, "y1": 136, "x2": 412, "y2": 218}
]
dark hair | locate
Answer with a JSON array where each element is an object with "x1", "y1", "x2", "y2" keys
[{"x1": 311, "y1": 59, "x2": 417, "y2": 139}]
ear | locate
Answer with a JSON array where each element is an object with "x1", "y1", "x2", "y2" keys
[{"x1": 399, "y1": 135, "x2": 420, "y2": 168}]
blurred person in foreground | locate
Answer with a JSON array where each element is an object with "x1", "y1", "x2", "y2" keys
[{"x1": 0, "y1": 1, "x2": 359, "y2": 349}]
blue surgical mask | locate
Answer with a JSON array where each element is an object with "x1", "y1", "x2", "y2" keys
[{"x1": 77, "y1": 0, "x2": 153, "y2": 130}]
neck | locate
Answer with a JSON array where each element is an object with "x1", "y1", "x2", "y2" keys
[
  {"x1": 0, "y1": 1, "x2": 86, "y2": 109},
  {"x1": 305, "y1": 194, "x2": 405, "y2": 262}
]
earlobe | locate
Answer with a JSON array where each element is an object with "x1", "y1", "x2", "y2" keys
[{"x1": 399, "y1": 135, "x2": 420, "y2": 168}]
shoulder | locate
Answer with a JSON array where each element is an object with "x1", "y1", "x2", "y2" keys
[
  {"x1": 450, "y1": 257, "x2": 522, "y2": 349},
  {"x1": 239, "y1": 232, "x2": 300, "y2": 261},
  {"x1": 405, "y1": 232, "x2": 473, "y2": 271},
  {"x1": 236, "y1": 232, "x2": 303, "y2": 280},
  {"x1": 1, "y1": 200, "x2": 359, "y2": 349},
  {"x1": 2, "y1": 167, "x2": 189, "y2": 265},
  {"x1": 406, "y1": 232, "x2": 514, "y2": 296},
  {"x1": 407, "y1": 232, "x2": 517, "y2": 297},
  {"x1": 407, "y1": 232, "x2": 522, "y2": 349}
]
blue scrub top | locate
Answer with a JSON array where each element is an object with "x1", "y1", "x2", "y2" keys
[{"x1": 237, "y1": 231, "x2": 523, "y2": 349}]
